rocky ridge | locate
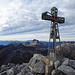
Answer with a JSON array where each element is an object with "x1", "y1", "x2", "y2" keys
[
  {"x1": 56, "y1": 42, "x2": 75, "y2": 60},
  {"x1": 0, "y1": 44, "x2": 35, "y2": 66},
  {"x1": 0, "y1": 40, "x2": 48, "y2": 66},
  {"x1": 0, "y1": 54, "x2": 75, "y2": 75}
]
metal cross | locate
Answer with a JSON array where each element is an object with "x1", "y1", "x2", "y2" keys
[{"x1": 42, "y1": 7, "x2": 65, "y2": 57}]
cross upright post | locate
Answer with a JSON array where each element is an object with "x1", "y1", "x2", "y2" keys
[{"x1": 42, "y1": 7, "x2": 65, "y2": 57}]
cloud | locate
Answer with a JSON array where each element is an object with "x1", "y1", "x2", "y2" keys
[{"x1": 0, "y1": 0, "x2": 75, "y2": 41}]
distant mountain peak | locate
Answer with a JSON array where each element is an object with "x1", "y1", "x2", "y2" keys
[
  {"x1": 9, "y1": 42, "x2": 18, "y2": 46},
  {"x1": 32, "y1": 39, "x2": 39, "y2": 43}
]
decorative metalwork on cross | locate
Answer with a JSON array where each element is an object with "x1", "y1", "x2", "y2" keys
[{"x1": 42, "y1": 7, "x2": 65, "y2": 57}]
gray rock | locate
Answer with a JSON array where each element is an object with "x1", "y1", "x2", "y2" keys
[
  {"x1": 57, "y1": 70, "x2": 66, "y2": 75},
  {"x1": 33, "y1": 60, "x2": 45, "y2": 73},
  {"x1": 29, "y1": 58, "x2": 37, "y2": 68},
  {"x1": 8, "y1": 63, "x2": 15, "y2": 68},
  {"x1": 7, "y1": 67, "x2": 17, "y2": 75},
  {"x1": 21, "y1": 66, "x2": 30, "y2": 73},
  {"x1": 54, "y1": 61, "x2": 60, "y2": 70},
  {"x1": 16, "y1": 64, "x2": 20, "y2": 69},
  {"x1": 17, "y1": 64, "x2": 25, "y2": 72},
  {"x1": 58, "y1": 65, "x2": 75, "y2": 75},
  {"x1": 45, "y1": 65, "x2": 53, "y2": 73},
  {"x1": 29, "y1": 54, "x2": 42, "y2": 68},
  {"x1": 51, "y1": 69, "x2": 57, "y2": 75},
  {"x1": 62, "y1": 58, "x2": 69, "y2": 61},
  {"x1": 0, "y1": 71, "x2": 7, "y2": 75},
  {"x1": 50, "y1": 60, "x2": 53, "y2": 66},
  {"x1": 62, "y1": 59, "x2": 69, "y2": 66},
  {"x1": 1, "y1": 65, "x2": 10, "y2": 72},
  {"x1": 17, "y1": 72, "x2": 22, "y2": 75},
  {"x1": 27, "y1": 72, "x2": 34, "y2": 75},
  {"x1": 17, "y1": 71, "x2": 34, "y2": 75},
  {"x1": 1, "y1": 65, "x2": 7, "y2": 68},
  {"x1": 33, "y1": 54, "x2": 42, "y2": 60},
  {"x1": 17, "y1": 63, "x2": 29, "y2": 72},
  {"x1": 17, "y1": 66, "x2": 34, "y2": 75},
  {"x1": 68, "y1": 60, "x2": 75, "y2": 69},
  {"x1": 22, "y1": 63, "x2": 29, "y2": 67}
]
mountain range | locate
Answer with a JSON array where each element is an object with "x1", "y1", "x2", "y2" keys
[
  {"x1": 0, "y1": 40, "x2": 75, "y2": 45},
  {"x1": 0, "y1": 39, "x2": 75, "y2": 66},
  {"x1": 0, "y1": 39, "x2": 48, "y2": 66}
]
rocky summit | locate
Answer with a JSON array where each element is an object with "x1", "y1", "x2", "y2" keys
[
  {"x1": 0, "y1": 54, "x2": 75, "y2": 75},
  {"x1": 30, "y1": 39, "x2": 47, "y2": 48}
]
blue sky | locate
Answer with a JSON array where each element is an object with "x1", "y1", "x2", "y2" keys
[{"x1": 0, "y1": 0, "x2": 75, "y2": 41}]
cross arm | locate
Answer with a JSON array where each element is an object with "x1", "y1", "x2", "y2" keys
[{"x1": 42, "y1": 12, "x2": 65, "y2": 24}]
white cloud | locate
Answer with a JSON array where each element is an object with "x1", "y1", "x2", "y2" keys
[
  {"x1": 2, "y1": 24, "x2": 9, "y2": 27},
  {"x1": 0, "y1": 0, "x2": 75, "y2": 41}
]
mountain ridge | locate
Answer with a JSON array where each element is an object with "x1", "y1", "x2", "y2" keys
[
  {"x1": 0, "y1": 40, "x2": 75, "y2": 45},
  {"x1": 0, "y1": 39, "x2": 75, "y2": 66}
]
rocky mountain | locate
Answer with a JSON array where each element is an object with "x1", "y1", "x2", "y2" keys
[
  {"x1": 0, "y1": 44, "x2": 35, "y2": 66},
  {"x1": 56, "y1": 42, "x2": 75, "y2": 60},
  {"x1": 9, "y1": 42, "x2": 19, "y2": 46},
  {"x1": 0, "y1": 40, "x2": 48, "y2": 66},
  {"x1": 23, "y1": 42, "x2": 30, "y2": 46},
  {"x1": 23, "y1": 39, "x2": 47, "y2": 48},
  {"x1": 30, "y1": 39, "x2": 40, "y2": 45},
  {"x1": 0, "y1": 39, "x2": 75, "y2": 67}
]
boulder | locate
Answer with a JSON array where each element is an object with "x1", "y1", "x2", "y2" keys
[
  {"x1": 49, "y1": 60, "x2": 53, "y2": 66},
  {"x1": 33, "y1": 60, "x2": 45, "y2": 73},
  {"x1": 29, "y1": 54, "x2": 51, "y2": 74},
  {"x1": 7, "y1": 67, "x2": 17, "y2": 75},
  {"x1": 57, "y1": 70, "x2": 66, "y2": 75},
  {"x1": 62, "y1": 58, "x2": 69, "y2": 65},
  {"x1": 17, "y1": 64, "x2": 25, "y2": 72},
  {"x1": 17, "y1": 71, "x2": 34, "y2": 75},
  {"x1": 33, "y1": 54, "x2": 42, "y2": 60},
  {"x1": 1, "y1": 65, "x2": 7, "y2": 68},
  {"x1": 29, "y1": 58, "x2": 37, "y2": 68},
  {"x1": 27, "y1": 72, "x2": 34, "y2": 75},
  {"x1": 62, "y1": 58, "x2": 69, "y2": 61},
  {"x1": 58, "y1": 65, "x2": 75, "y2": 75},
  {"x1": 54, "y1": 61, "x2": 60, "y2": 70},
  {"x1": 22, "y1": 63, "x2": 29, "y2": 67},
  {"x1": 21, "y1": 64, "x2": 30, "y2": 73},
  {"x1": 68, "y1": 60, "x2": 75, "y2": 69},
  {"x1": 41, "y1": 56, "x2": 50, "y2": 65},
  {"x1": 0, "y1": 71, "x2": 7, "y2": 75},
  {"x1": 45, "y1": 65, "x2": 53, "y2": 74},
  {"x1": 8, "y1": 63, "x2": 15, "y2": 68},
  {"x1": 1, "y1": 65, "x2": 10, "y2": 72},
  {"x1": 29, "y1": 54, "x2": 42, "y2": 68},
  {"x1": 51, "y1": 69, "x2": 57, "y2": 75},
  {"x1": 16, "y1": 72, "x2": 22, "y2": 75},
  {"x1": 17, "y1": 66, "x2": 34, "y2": 75},
  {"x1": 16, "y1": 63, "x2": 29, "y2": 74}
]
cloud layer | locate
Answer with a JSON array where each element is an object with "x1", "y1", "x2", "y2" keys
[{"x1": 0, "y1": 0, "x2": 75, "y2": 41}]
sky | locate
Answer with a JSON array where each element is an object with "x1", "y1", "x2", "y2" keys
[{"x1": 0, "y1": 0, "x2": 75, "y2": 41}]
